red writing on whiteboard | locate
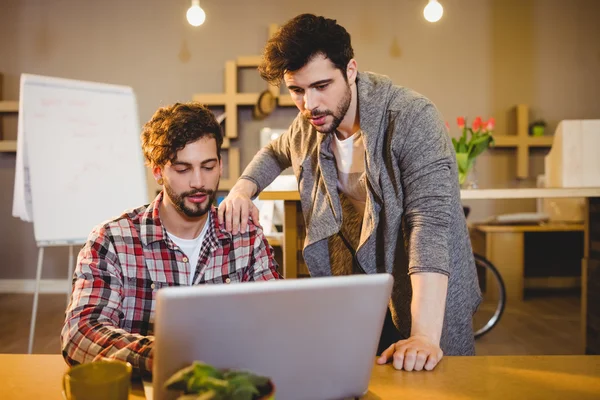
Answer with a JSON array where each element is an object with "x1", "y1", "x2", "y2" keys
[{"x1": 40, "y1": 98, "x2": 62, "y2": 107}]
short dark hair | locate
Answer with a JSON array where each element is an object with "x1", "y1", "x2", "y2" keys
[
  {"x1": 141, "y1": 102, "x2": 223, "y2": 167},
  {"x1": 258, "y1": 14, "x2": 354, "y2": 85}
]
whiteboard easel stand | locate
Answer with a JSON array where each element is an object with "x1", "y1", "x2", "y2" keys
[
  {"x1": 28, "y1": 241, "x2": 80, "y2": 354},
  {"x1": 16, "y1": 74, "x2": 149, "y2": 353}
]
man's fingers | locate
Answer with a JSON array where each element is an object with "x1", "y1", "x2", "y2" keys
[
  {"x1": 377, "y1": 343, "x2": 396, "y2": 364},
  {"x1": 413, "y1": 350, "x2": 429, "y2": 371},
  {"x1": 218, "y1": 203, "x2": 226, "y2": 226},
  {"x1": 392, "y1": 346, "x2": 406, "y2": 370},
  {"x1": 231, "y1": 202, "x2": 241, "y2": 235},
  {"x1": 381, "y1": 338, "x2": 442, "y2": 372},
  {"x1": 401, "y1": 348, "x2": 417, "y2": 371},
  {"x1": 424, "y1": 349, "x2": 443, "y2": 371},
  {"x1": 250, "y1": 204, "x2": 261, "y2": 228},
  {"x1": 424, "y1": 351, "x2": 441, "y2": 371},
  {"x1": 218, "y1": 191, "x2": 258, "y2": 234},
  {"x1": 225, "y1": 202, "x2": 234, "y2": 232},
  {"x1": 424, "y1": 355, "x2": 438, "y2": 371},
  {"x1": 240, "y1": 204, "x2": 249, "y2": 234}
]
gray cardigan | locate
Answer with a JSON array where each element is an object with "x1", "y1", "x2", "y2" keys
[{"x1": 241, "y1": 71, "x2": 482, "y2": 355}]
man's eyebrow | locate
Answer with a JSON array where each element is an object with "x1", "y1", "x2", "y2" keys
[
  {"x1": 309, "y1": 79, "x2": 333, "y2": 87},
  {"x1": 171, "y1": 158, "x2": 218, "y2": 166},
  {"x1": 171, "y1": 160, "x2": 191, "y2": 166},
  {"x1": 287, "y1": 79, "x2": 333, "y2": 90}
]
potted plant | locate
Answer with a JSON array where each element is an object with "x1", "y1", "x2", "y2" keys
[
  {"x1": 164, "y1": 361, "x2": 275, "y2": 400},
  {"x1": 449, "y1": 116, "x2": 495, "y2": 188},
  {"x1": 529, "y1": 119, "x2": 547, "y2": 137}
]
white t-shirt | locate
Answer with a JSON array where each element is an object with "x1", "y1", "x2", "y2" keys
[
  {"x1": 166, "y1": 217, "x2": 210, "y2": 285},
  {"x1": 330, "y1": 130, "x2": 367, "y2": 216}
]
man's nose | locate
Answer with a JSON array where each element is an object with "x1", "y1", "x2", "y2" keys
[
  {"x1": 190, "y1": 169, "x2": 203, "y2": 188},
  {"x1": 304, "y1": 90, "x2": 317, "y2": 112}
]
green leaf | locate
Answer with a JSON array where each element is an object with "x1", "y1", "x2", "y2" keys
[
  {"x1": 192, "y1": 362, "x2": 223, "y2": 380},
  {"x1": 195, "y1": 390, "x2": 218, "y2": 400},
  {"x1": 457, "y1": 136, "x2": 467, "y2": 153},
  {"x1": 187, "y1": 376, "x2": 229, "y2": 395},
  {"x1": 177, "y1": 394, "x2": 216, "y2": 400},
  {"x1": 224, "y1": 371, "x2": 270, "y2": 389},
  {"x1": 469, "y1": 136, "x2": 493, "y2": 160},
  {"x1": 451, "y1": 137, "x2": 458, "y2": 152},
  {"x1": 165, "y1": 364, "x2": 197, "y2": 391},
  {"x1": 229, "y1": 378, "x2": 259, "y2": 400},
  {"x1": 467, "y1": 135, "x2": 489, "y2": 156},
  {"x1": 455, "y1": 152, "x2": 469, "y2": 174}
]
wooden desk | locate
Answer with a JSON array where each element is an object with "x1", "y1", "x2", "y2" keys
[
  {"x1": 259, "y1": 188, "x2": 600, "y2": 355},
  {"x1": 2, "y1": 354, "x2": 599, "y2": 399},
  {"x1": 471, "y1": 222, "x2": 584, "y2": 302}
]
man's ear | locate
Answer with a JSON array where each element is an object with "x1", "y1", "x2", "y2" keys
[
  {"x1": 346, "y1": 59, "x2": 358, "y2": 85},
  {"x1": 152, "y1": 166, "x2": 163, "y2": 184}
]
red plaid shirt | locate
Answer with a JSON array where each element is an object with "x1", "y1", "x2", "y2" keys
[{"x1": 61, "y1": 193, "x2": 280, "y2": 375}]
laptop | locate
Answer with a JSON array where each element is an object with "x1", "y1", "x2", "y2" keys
[{"x1": 152, "y1": 273, "x2": 393, "y2": 400}]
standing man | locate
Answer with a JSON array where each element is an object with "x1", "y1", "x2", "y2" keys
[
  {"x1": 62, "y1": 102, "x2": 280, "y2": 376},
  {"x1": 219, "y1": 14, "x2": 481, "y2": 372}
]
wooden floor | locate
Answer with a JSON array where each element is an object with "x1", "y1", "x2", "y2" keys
[
  {"x1": 0, "y1": 291, "x2": 582, "y2": 355},
  {"x1": 474, "y1": 291, "x2": 581, "y2": 355}
]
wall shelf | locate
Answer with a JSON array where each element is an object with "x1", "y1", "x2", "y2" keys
[
  {"x1": 191, "y1": 24, "x2": 297, "y2": 190},
  {"x1": 493, "y1": 135, "x2": 554, "y2": 148},
  {"x1": 0, "y1": 100, "x2": 18, "y2": 113},
  {"x1": 0, "y1": 140, "x2": 16, "y2": 152},
  {"x1": 0, "y1": 74, "x2": 18, "y2": 153},
  {"x1": 490, "y1": 104, "x2": 553, "y2": 179}
]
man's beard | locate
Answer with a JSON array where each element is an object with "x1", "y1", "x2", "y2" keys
[
  {"x1": 164, "y1": 183, "x2": 217, "y2": 218},
  {"x1": 304, "y1": 84, "x2": 352, "y2": 134}
]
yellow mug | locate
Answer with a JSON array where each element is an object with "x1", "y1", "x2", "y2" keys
[{"x1": 63, "y1": 359, "x2": 132, "y2": 400}]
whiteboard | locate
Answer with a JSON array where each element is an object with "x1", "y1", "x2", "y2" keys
[{"x1": 13, "y1": 74, "x2": 148, "y2": 246}]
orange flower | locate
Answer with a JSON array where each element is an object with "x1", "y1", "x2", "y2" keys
[
  {"x1": 485, "y1": 117, "x2": 495, "y2": 131},
  {"x1": 457, "y1": 116, "x2": 465, "y2": 129},
  {"x1": 472, "y1": 117, "x2": 482, "y2": 131}
]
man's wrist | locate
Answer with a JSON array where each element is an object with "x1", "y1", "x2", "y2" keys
[
  {"x1": 231, "y1": 178, "x2": 258, "y2": 198},
  {"x1": 410, "y1": 330, "x2": 441, "y2": 345}
]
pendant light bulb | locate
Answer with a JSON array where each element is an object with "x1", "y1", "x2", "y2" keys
[
  {"x1": 424, "y1": 0, "x2": 443, "y2": 23},
  {"x1": 187, "y1": 0, "x2": 206, "y2": 27}
]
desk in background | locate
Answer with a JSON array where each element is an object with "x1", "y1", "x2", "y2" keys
[
  {"x1": 259, "y1": 188, "x2": 600, "y2": 355},
  {"x1": 471, "y1": 222, "x2": 584, "y2": 302}
]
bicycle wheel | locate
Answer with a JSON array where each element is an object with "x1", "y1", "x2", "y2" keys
[{"x1": 472, "y1": 253, "x2": 506, "y2": 338}]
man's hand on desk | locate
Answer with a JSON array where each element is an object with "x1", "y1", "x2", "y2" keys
[
  {"x1": 376, "y1": 335, "x2": 443, "y2": 371},
  {"x1": 218, "y1": 180, "x2": 260, "y2": 235}
]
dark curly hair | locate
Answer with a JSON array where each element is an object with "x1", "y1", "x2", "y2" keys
[
  {"x1": 141, "y1": 102, "x2": 223, "y2": 167},
  {"x1": 258, "y1": 14, "x2": 354, "y2": 85}
]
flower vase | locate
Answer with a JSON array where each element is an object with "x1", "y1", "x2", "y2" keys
[{"x1": 461, "y1": 160, "x2": 478, "y2": 189}]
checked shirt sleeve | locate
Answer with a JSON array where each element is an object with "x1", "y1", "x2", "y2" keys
[{"x1": 60, "y1": 226, "x2": 153, "y2": 376}]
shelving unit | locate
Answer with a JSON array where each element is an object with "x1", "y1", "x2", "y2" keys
[
  {"x1": 0, "y1": 140, "x2": 16, "y2": 152},
  {"x1": 0, "y1": 74, "x2": 18, "y2": 153},
  {"x1": 192, "y1": 23, "x2": 296, "y2": 190},
  {"x1": 491, "y1": 104, "x2": 553, "y2": 179}
]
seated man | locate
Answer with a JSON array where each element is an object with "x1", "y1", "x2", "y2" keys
[{"x1": 61, "y1": 102, "x2": 281, "y2": 376}]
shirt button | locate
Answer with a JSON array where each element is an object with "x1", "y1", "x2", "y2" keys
[
  {"x1": 225, "y1": 278, "x2": 231, "y2": 284},
  {"x1": 150, "y1": 283, "x2": 155, "y2": 289},
  {"x1": 182, "y1": 257, "x2": 188, "y2": 263}
]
